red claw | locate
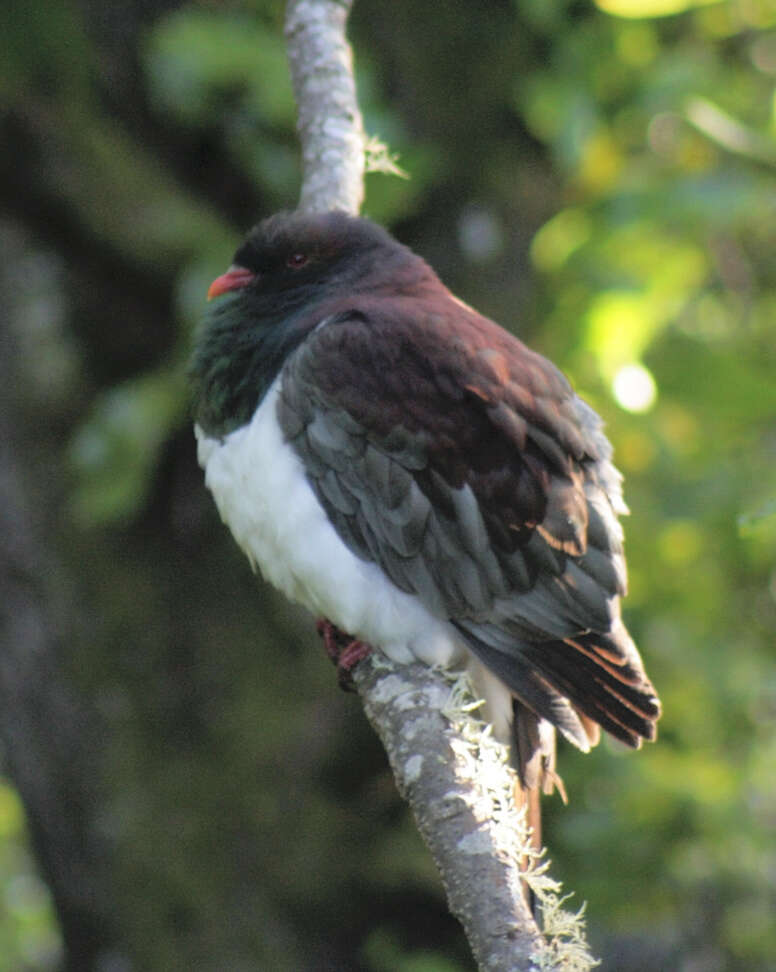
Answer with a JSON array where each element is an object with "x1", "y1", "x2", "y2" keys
[{"x1": 316, "y1": 618, "x2": 372, "y2": 691}]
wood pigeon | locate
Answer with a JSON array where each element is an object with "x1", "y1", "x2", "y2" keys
[{"x1": 191, "y1": 210, "x2": 661, "y2": 835}]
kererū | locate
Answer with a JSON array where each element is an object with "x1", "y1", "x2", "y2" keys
[{"x1": 191, "y1": 210, "x2": 661, "y2": 840}]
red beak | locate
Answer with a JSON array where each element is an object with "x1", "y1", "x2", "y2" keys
[{"x1": 207, "y1": 265, "x2": 257, "y2": 300}]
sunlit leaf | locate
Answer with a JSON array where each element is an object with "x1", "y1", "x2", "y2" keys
[
  {"x1": 594, "y1": 0, "x2": 717, "y2": 18},
  {"x1": 531, "y1": 208, "x2": 593, "y2": 271}
]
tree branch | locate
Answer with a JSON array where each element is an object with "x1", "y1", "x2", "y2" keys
[
  {"x1": 283, "y1": 4, "x2": 597, "y2": 969},
  {"x1": 354, "y1": 660, "x2": 545, "y2": 971},
  {"x1": 285, "y1": 0, "x2": 365, "y2": 215}
]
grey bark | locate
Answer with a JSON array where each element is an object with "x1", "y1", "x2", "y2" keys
[
  {"x1": 285, "y1": 0, "x2": 366, "y2": 215},
  {"x1": 354, "y1": 659, "x2": 546, "y2": 971}
]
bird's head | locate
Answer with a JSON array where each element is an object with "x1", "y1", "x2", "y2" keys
[
  {"x1": 190, "y1": 210, "x2": 417, "y2": 438},
  {"x1": 206, "y1": 209, "x2": 404, "y2": 306}
]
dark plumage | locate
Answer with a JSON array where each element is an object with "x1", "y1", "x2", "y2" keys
[{"x1": 191, "y1": 209, "x2": 661, "y2": 839}]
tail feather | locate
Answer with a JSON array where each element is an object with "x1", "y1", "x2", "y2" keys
[
  {"x1": 462, "y1": 614, "x2": 661, "y2": 919},
  {"x1": 457, "y1": 623, "x2": 592, "y2": 750},
  {"x1": 458, "y1": 618, "x2": 660, "y2": 750},
  {"x1": 520, "y1": 638, "x2": 660, "y2": 746}
]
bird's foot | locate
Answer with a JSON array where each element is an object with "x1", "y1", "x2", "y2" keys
[{"x1": 316, "y1": 618, "x2": 372, "y2": 692}]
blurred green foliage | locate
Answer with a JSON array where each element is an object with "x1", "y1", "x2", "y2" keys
[
  {"x1": 2, "y1": 0, "x2": 776, "y2": 969},
  {"x1": 0, "y1": 783, "x2": 60, "y2": 971}
]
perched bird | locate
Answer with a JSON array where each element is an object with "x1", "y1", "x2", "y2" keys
[{"x1": 191, "y1": 210, "x2": 660, "y2": 845}]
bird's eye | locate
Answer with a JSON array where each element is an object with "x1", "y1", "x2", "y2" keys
[{"x1": 286, "y1": 252, "x2": 309, "y2": 269}]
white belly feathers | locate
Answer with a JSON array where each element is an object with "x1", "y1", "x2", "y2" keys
[{"x1": 195, "y1": 376, "x2": 467, "y2": 670}]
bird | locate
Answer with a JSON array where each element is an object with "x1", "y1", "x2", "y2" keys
[{"x1": 190, "y1": 209, "x2": 661, "y2": 851}]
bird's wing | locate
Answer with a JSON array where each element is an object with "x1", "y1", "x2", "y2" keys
[{"x1": 277, "y1": 297, "x2": 660, "y2": 751}]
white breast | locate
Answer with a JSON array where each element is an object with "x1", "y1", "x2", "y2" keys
[{"x1": 195, "y1": 376, "x2": 467, "y2": 669}]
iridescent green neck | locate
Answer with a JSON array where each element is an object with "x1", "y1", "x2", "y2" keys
[{"x1": 190, "y1": 292, "x2": 313, "y2": 438}]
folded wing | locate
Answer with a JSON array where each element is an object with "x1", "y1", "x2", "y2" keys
[{"x1": 277, "y1": 294, "x2": 660, "y2": 766}]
